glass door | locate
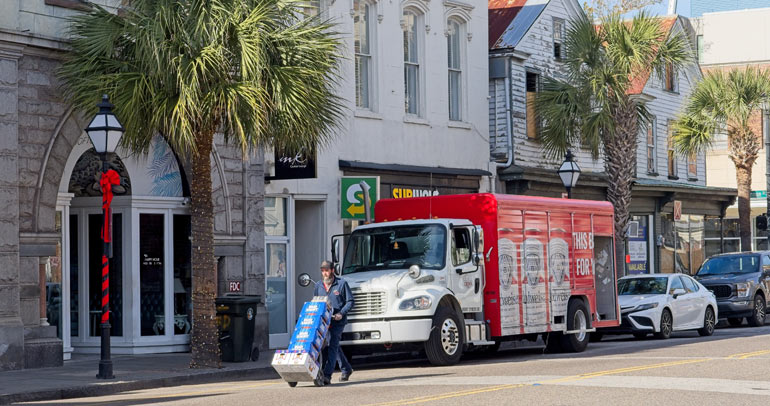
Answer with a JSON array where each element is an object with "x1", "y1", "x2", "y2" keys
[{"x1": 265, "y1": 197, "x2": 292, "y2": 348}]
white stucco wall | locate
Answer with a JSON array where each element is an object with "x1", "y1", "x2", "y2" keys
[
  {"x1": 266, "y1": 0, "x2": 491, "y2": 239},
  {"x1": 698, "y1": 7, "x2": 770, "y2": 67}
]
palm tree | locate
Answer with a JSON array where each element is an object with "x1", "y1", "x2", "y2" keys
[
  {"x1": 674, "y1": 68, "x2": 770, "y2": 251},
  {"x1": 536, "y1": 12, "x2": 691, "y2": 276},
  {"x1": 58, "y1": 0, "x2": 344, "y2": 368}
]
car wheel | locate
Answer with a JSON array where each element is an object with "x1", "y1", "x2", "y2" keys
[
  {"x1": 287, "y1": 382, "x2": 298, "y2": 388},
  {"x1": 698, "y1": 306, "x2": 716, "y2": 336},
  {"x1": 632, "y1": 333, "x2": 647, "y2": 339},
  {"x1": 559, "y1": 300, "x2": 590, "y2": 352},
  {"x1": 654, "y1": 309, "x2": 672, "y2": 339},
  {"x1": 747, "y1": 295, "x2": 766, "y2": 327},
  {"x1": 727, "y1": 317, "x2": 744, "y2": 327},
  {"x1": 425, "y1": 306, "x2": 464, "y2": 366}
]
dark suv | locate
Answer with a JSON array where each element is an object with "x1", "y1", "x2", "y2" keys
[{"x1": 694, "y1": 252, "x2": 769, "y2": 327}]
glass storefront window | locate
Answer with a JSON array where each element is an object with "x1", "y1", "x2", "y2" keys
[
  {"x1": 676, "y1": 215, "x2": 690, "y2": 274},
  {"x1": 265, "y1": 197, "x2": 287, "y2": 236},
  {"x1": 704, "y1": 218, "x2": 721, "y2": 239},
  {"x1": 174, "y1": 215, "x2": 192, "y2": 335},
  {"x1": 660, "y1": 214, "x2": 675, "y2": 273},
  {"x1": 69, "y1": 215, "x2": 78, "y2": 338},
  {"x1": 140, "y1": 214, "x2": 165, "y2": 336},
  {"x1": 690, "y1": 215, "x2": 704, "y2": 274}
]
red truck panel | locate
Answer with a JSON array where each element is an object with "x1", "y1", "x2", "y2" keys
[{"x1": 375, "y1": 193, "x2": 618, "y2": 337}]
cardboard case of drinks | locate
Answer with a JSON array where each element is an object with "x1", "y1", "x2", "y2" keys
[{"x1": 271, "y1": 296, "x2": 332, "y2": 382}]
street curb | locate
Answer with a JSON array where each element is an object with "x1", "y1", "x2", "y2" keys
[{"x1": 0, "y1": 366, "x2": 279, "y2": 405}]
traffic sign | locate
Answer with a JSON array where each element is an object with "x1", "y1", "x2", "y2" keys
[
  {"x1": 673, "y1": 200, "x2": 682, "y2": 221},
  {"x1": 341, "y1": 177, "x2": 379, "y2": 220}
]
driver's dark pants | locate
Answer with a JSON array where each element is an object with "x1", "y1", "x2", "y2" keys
[{"x1": 322, "y1": 321, "x2": 345, "y2": 379}]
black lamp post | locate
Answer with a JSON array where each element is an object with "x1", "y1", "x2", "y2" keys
[
  {"x1": 558, "y1": 149, "x2": 581, "y2": 199},
  {"x1": 85, "y1": 95, "x2": 124, "y2": 379}
]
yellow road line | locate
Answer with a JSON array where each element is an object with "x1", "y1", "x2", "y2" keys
[
  {"x1": 727, "y1": 349, "x2": 770, "y2": 359},
  {"x1": 89, "y1": 381, "x2": 282, "y2": 405},
  {"x1": 364, "y1": 384, "x2": 527, "y2": 406}
]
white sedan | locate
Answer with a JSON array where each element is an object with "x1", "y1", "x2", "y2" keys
[{"x1": 597, "y1": 274, "x2": 718, "y2": 340}]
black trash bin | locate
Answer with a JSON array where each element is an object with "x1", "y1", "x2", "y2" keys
[{"x1": 216, "y1": 295, "x2": 260, "y2": 362}]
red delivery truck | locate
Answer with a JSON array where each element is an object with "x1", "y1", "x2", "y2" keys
[{"x1": 327, "y1": 193, "x2": 619, "y2": 366}]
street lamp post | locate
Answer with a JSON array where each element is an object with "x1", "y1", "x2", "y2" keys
[
  {"x1": 85, "y1": 95, "x2": 125, "y2": 380},
  {"x1": 558, "y1": 149, "x2": 581, "y2": 199}
]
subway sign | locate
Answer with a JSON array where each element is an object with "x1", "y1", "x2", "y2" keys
[{"x1": 391, "y1": 187, "x2": 439, "y2": 199}]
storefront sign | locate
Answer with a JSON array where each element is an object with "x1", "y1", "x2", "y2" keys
[
  {"x1": 627, "y1": 224, "x2": 648, "y2": 274},
  {"x1": 228, "y1": 281, "x2": 241, "y2": 293},
  {"x1": 272, "y1": 148, "x2": 316, "y2": 180},
  {"x1": 340, "y1": 177, "x2": 379, "y2": 220},
  {"x1": 391, "y1": 186, "x2": 438, "y2": 199}
]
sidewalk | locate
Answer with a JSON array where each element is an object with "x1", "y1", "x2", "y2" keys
[{"x1": 0, "y1": 352, "x2": 278, "y2": 405}]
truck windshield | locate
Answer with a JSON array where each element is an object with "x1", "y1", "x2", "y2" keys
[
  {"x1": 342, "y1": 224, "x2": 446, "y2": 274},
  {"x1": 617, "y1": 277, "x2": 668, "y2": 295},
  {"x1": 696, "y1": 255, "x2": 759, "y2": 276}
]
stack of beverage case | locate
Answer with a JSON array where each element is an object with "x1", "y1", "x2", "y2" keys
[{"x1": 271, "y1": 296, "x2": 332, "y2": 383}]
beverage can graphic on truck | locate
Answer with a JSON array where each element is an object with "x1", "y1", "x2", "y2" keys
[
  {"x1": 548, "y1": 237, "x2": 570, "y2": 319},
  {"x1": 522, "y1": 238, "x2": 546, "y2": 331},
  {"x1": 498, "y1": 238, "x2": 520, "y2": 335}
]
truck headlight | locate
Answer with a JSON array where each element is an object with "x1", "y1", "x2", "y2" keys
[
  {"x1": 399, "y1": 296, "x2": 432, "y2": 310},
  {"x1": 735, "y1": 282, "x2": 750, "y2": 298},
  {"x1": 634, "y1": 302, "x2": 658, "y2": 312}
]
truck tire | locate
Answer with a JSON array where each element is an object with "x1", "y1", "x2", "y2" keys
[
  {"x1": 747, "y1": 294, "x2": 766, "y2": 327},
  {"x1": 425, "y1": 306, "x2": 464, "y2": 366},
  {"x1": 543, "y1": 332, "x2": 563, "y2": 353},
  {"x1": 560, "y1": 300, "x2": 590, "y2": 353}
]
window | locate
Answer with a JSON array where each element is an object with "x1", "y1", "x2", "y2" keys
[
  {"x1": 681, "y1": 276, "x2": 697, "y2": 293},
  {"x1": 354, "y1": 0, "x2": 374, "y2": 109},
  {"x1": 645, "y1": 117, "x2": 656, "y2": 173},
  {"x1": 667, "y1": 121, "x2": 677, "y2": 178},
  {"x1": 403, "y1": 10, "x2": 422, "y2": 116},
  {"x1": 687, "y1": 154, "x2": 697, "y2": 179},
  {"x1": 526, "y1": 71, "x2": 540, "y2": 139},
  {"x1": 452, "y1": 228, "x2": 471, "y2": 266},
  {"x1": 696, "y1": 35, "x2": 704, "y2": 64},
  {"x1": 668, "y1": 276, "x2": 684, "y2": 293},
  {"x1": 664, "y1": 63, "x2": 677, "y2": 92},
  {"x1": 553, "y1": 18, "x2": 565, "y2": 60},
  {"x1": 298, "y1": 0, "x2": 321, "y2": 18},
  {"x1": 447, "y1": 19, "x2": 463, "y2": 121}
]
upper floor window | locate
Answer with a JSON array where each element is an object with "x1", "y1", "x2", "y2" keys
[
  {"x1": 667, "y1": 120, "x2": 677, "y2": 178},
  {"x1": 354, "y1": 0, "x2": 374, "y2": 109},
  {"x1": 298, "y1": 0, "x2": 322, "y2": 18},
  {"x1": 696, "y1": 35, "x2": 704, "y2": 64},
  {"x1": 553, "y1": 18, "x2": 565, "y2": 60},
  {"x1": 688, "y1": 154, "x2": 697, "y2": 179},
  {"x1": 526, "y1": 71, "x2": 540, "y2": 139},
  {"x1": 664, "y1": 63, "x2": 677, "y2": 92},
  {"x1": 645, "y1": 117, "x2": 657, "y2": 174},
  {"x1": 447, "y1": 19, "x2": 463, "y2": 121},
  {"x1": 403, "y1": 10, "x2": 422, "y2": 116}
]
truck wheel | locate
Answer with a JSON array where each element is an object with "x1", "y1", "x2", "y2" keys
[
  {"x1": 560, "y1": 300, "x2": 590, "y2": 352},
  {"x1": 747, "y1": 295, "x2": 766, "y2": 327},
  {"x1": 425, "y1": 306, "x2": 464, "y2": 366},
  {"x1": 544, "y1": 333, "x2": 563, "y2": 353}
]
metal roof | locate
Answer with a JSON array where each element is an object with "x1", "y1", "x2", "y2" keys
[{"x1": 489, "y1": 0, "x2": 548, "y2": 50}]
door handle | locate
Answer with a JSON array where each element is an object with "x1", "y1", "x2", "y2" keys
[
  {"x1": 455, "y1": 268, "x2": 463, "y2": 274},
  {"x1": 475, "y1": 278, "x2": 480, "y2": 294}
]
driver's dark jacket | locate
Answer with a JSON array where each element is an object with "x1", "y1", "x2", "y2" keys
[{"x1": 313, "y1": 277, "x2": 354, "y2": 324}]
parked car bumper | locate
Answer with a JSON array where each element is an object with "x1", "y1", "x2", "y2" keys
[
  {"x1": 601, "y1": 310, "x2": 658, "y2": 334},
  {"x1": 716, "y1": 298, "x2": 754, "y2": 318}
]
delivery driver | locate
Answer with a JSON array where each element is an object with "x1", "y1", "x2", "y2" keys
[{"x1": 314, "y1": 260, "x2": 354, "y2": 385}]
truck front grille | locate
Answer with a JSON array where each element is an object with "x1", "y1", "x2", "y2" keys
[
  {"x1": 349, "y1": 289, "x2": 386, "y2": 316},
  {"x1": 708, "y1": 285, "x2": 732, "y2": 299}
]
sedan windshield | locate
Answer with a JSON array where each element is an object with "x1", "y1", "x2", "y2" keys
[
  {"x1": 697, "y1": 255, "x2": 759, "y2": 276},
  {"x1": 342, "y1": 224, "x2": 446, "y2": 275},
  {"x1": 618, "y1": 277, "x2": 668, "y2": 295}
]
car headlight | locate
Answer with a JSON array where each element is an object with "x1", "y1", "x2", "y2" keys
[
  {"x1": 735, "y1": 282, "x2": 750, "y2": 298},
  {"x1": 399, "y1": 296, "x2": 432, "y2": 311},
  {"x1": 635, "y1": 303, "x2": 659, "y2": 312}
]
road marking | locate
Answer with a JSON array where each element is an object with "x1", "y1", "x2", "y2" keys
[
  {"x1": 727, "y1": 349, "x2": 770, "y2": 359},
  {"x1": 539, "y1": 358, "x2": 710, "y2": 384},
  {"x1": 364, "y1": 383, "x2": 528, "y2": 406}
]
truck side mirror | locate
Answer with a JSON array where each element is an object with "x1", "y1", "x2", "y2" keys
[
  {"x1": 332, "y1": 239, "x2": 340, "y2": 264},
  {"x1": 473, "y1": 226, "x2": 484, "y2": 253},
  {"x1": 298, "y1": 273, "x2": 313, "y2": 287}
]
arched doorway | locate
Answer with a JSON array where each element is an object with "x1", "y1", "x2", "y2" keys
[{"x1": 58, "y1": 134, "x2": 192, "y2": 355}]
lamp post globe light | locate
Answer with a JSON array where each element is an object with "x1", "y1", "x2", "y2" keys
[
  {"x1": 558, "y1": 149, "x2": 581, "y2": 199},
  {"x1": 85, "y1": 94, "x2": 124, "y2": 379}
]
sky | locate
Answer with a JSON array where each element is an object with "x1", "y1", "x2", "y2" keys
[{"x1": 583, "y1": 0, "x2": 692, "y2": 17}]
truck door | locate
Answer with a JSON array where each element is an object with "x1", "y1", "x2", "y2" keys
[{"x1": 449, "y1": 226, "x2": 483, "y2": 313}]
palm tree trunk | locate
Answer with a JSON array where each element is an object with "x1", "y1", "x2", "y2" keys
[
  {"x1": 189, "y1": 131, "x2": 220, "y2": 369},
  {"x1": 605, "y1": 102, "x2": 638, "y2": 279},
  {"x1": 735, "y1": 165, "x2": 753, "y2": 252}
]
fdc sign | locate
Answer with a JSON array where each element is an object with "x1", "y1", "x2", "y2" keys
[{"x1": 341, "y1": 177, "x2": 379, "y2": 220}]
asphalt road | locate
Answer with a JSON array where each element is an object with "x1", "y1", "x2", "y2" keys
[{"x1": 22, "y1": 324, "x2": 770, "y2": 406}]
